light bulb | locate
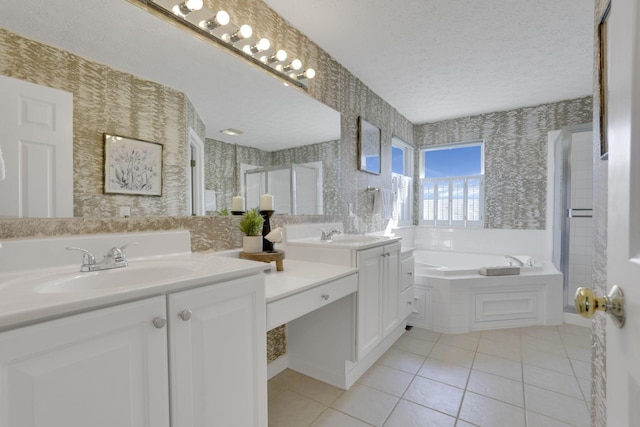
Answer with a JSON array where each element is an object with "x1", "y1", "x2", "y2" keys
[
  {"x1": 200, "y1": 11, "x2": 230, "y2": 31},
  {"x1": 229, "y1": 24, "x2": 252, "y2": 43},
  {"x1": 244, "y1": 38, "x2": 271, "y2": 55},
  {"x1": 172, "y1": 0, "x2": 203, "y2": 16},
  {"x1": 282, "y1": 59, "x2": 302, "y2": 72},
  {"x1": 265, "y1": 49, "x2": 287, "y2": 64},
  {"x1": 303, "y1": 68, "x2": 316, "y2": 79}
]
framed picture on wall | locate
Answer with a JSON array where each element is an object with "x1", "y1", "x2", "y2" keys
[
  {"x1": 104, "y1": 133, "x2": 163, "y2": 196},
  {"x1": 598, "y1": 1, "x2": 611, "y2": 160},
  {"x1": 358, "y1": 117, "x2": 382, "y2": 174}
]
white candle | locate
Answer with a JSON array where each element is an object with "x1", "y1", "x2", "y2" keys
[
  {"x1": 259, "y1": 194, "x2": 274, "y2": 211},
  {"x1": 232, "y1": 195, "x2": 245, "y2": 211}
]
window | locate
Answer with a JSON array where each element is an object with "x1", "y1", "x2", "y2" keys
[
  {"x1": 420, "y1": 141, "x2": 484, "y2": 227},
  {"x1": 391, "y1": 137, "x2": 413, "y2": 226}
]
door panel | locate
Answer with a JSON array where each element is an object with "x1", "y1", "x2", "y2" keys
[{"x1": 605, "y1": 0, "x2": 640, "y2": 424}]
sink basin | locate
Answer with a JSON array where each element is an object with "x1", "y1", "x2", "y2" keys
[
  {"x1": 286, "y1": 234, "x2": 398, "y2": 248},
  {"x1": 1, "y1": 259, "x2": 209, "y2": 294}
]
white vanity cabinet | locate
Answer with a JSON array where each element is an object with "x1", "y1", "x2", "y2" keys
[
  {"x1": 400, "y1": 252, "x2": 415, "y2": 320},
  {"x1": 356, "y1": 241, "x2": 401, "y2": 360},
  {"x1": 0, "y1": 275, "x2": 267, "y2": 427},
  {"x1": 0, "y1": 296, "x2": 171, "y2": 427},
  {"x1": 168, "y1": 275, "x2": 267, "y2": 427}
]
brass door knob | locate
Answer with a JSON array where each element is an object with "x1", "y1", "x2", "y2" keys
[{"x1": 575, "y1": 285, "x2": 625, "y2": 328}]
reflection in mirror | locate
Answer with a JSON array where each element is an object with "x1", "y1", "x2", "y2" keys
[
  {"x1": 358, "y1": 117, "x2": 382, "y2": 175},
  {"x1": 244, "y1": 162, "x2": 323, "y2": 215},
  {"x1": 0, "y1": 0, "x2": 340, "y2": 218}
]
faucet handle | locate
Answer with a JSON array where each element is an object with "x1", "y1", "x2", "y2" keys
[
  {"x1": 108, "y1": 242, "x2": 139, "y2": 262},
  {"x1": 66, "y1": 246, "x2": 96, "y2": 270}
]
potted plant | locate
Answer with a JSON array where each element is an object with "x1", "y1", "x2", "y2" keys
[{"x1": 239, "y1": 208, "x2": 264, "y2": 253}]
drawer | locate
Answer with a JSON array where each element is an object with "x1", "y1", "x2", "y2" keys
[
  {"x1": 400, "y1": 285, "x2": 414, "y2": 320},
  {"x1": 267, "y1": 273, "x2": 358, "y2": 330},
  {"x1": 401, "y1": 257, "x2": 414, "y2": 291}
]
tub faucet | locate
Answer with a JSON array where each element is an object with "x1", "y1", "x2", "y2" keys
[
  {"x1": 505, "y1": 255, "x2": 524, "y2": 267},
  {"x1": 320, "y1": 228, "x2": 342, "y2": 241}
]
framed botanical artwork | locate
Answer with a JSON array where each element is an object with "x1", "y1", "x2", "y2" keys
[
  {"x1": 358, "y1": 116, "x2": 381, "y2": 174},
  {"x1": 104, "y1": 133, "x2": 163, "y2": 196}
]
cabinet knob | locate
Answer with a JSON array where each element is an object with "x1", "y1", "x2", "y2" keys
[
  {"x1": 407, "y1": 301, "x2": 413, "y2": 305},
  {"x1": 386, "y1": 252, "x2": 391, "y2": 257},
  {"x1": 179, "y1": 309, "x2": 192, "y2": 321},
  {"x1": 321, "y1": 294, "x2": 330, "y2": 301},
  {"x1": 407, "y1": 272, "x2": 413, "y2": 276},
  {"x1": 152, "y1": 316, "x2": 167, "y2": 329}
]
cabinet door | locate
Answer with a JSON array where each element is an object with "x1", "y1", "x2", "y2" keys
[
  {"x1": 356, "y1": 246, "x2": 384, "y2": 359},
  {"x1": 382, "y1": 243, "x2": 401, "y2": 337},
  {"x1": 168, "y1": 275, "x2": 267, "y2": 427},
  {"x1": 0, "y1": 297, "x2": 169, "y2": 427}
]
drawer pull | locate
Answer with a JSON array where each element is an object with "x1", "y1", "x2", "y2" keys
[
  {"x1": 407, "y1": 272, "x2": 413, "y2": 276},
  {"x1": 321, "y1": 294, "x2": 330, "y2": 301},
  {"x1": 407, "y1": 301, "x2": 413, "y2": 305}
]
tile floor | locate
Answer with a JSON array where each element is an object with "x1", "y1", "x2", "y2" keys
[{"x1": 268, "y1": 324, "x2": 591, "y2": 427}]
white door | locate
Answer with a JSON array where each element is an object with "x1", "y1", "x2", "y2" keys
[
  {"x1": 0, "y1": 297, "x2": 170, "y2": 427},
  {"x1": 605, "y1": 0, "x2": 640, "y2": 424},
  {"x1": 0, "y1": 75, "x2": 73, "y2": 217}
]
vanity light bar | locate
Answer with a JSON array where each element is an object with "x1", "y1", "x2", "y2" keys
[{"x1": 139, "y1": 0, "x2": 315, "y2": 89}]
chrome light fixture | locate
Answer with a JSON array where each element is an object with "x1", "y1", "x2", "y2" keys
[
  {"x1": 199, "y1": 11, "x2": 230, "y2": 32},
  {"x1": 172, "y1": 0, "x2": 203, "y2": 17},
  {"x1": 142, "y1": 0, "x2": 316, "y2": 89}
]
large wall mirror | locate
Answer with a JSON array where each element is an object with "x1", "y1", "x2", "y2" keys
[{"x1": 0, "y1": 0, "x2": 341, "y2": 218}]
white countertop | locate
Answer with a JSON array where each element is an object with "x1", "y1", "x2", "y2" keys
[
  {"x1": 0, "y1": 252, "x2": 266, "y2": 331},
  {"x1": 264, "y1": 260, "x2": 358, "y2": 303}
]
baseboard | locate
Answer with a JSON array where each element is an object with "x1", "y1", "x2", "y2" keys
[
  {"x1": 267, "y1": 355, "x2": 289, "y2": 380},
  {"x1": 563, "y1": 312, "x2": 591, "y2": 328}
]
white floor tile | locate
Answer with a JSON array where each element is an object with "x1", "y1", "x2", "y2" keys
[
  {"x1": 290, "y1": 375, "x2": 344, "y2": 406},
  {"x1": 392, "y1": 334, "x2": 436, "y2": 356},
  {"x1": 524, "y1": 384, "x2": 591, "y2": 426},
  {"x1": 404, "y1": 327, "x2": 441, "y2": 342},
  {"x1": 477, "y1": 337, "x2": 522, "y2": 361},
  {"x1": 522, "y1": 347, "x2": 574, "y2": 375},
  {"x1": 377, "y1": 348, "x2": 426, "y2": 374},
  {"x1": 358, "y1": 364, "x2": 414, "y2": 397},
  {"x1": 471, "y1": 352, "x2": 523, "y2": 381},
  {"x1": 310, "y1": 409, "x2": 373, "y2": 427},
  {"x1": 403, "y1": 376, "x2": 464, "y2": 417},
  {"x1": 570, "y1": 358, "x2": 591, "y2": 380},
  {"x1": 268, "y1": 389, "x2": 327, "y2": 427},
  {"x1": 428, "y1": 343, "x2": 476, "y2": 368},
  {"x1": 526, "y1": 410, "x2": 577, "y2": 427},
  {"x1": 523, "y1": 364, "x2": 584, "y2": 399},
  {"x1": 458, "y1": 392, "x2": 525, "y2": 427},
  {"x1": 437, "y1": 333, "x2": 480, "y2": 351},
  {"x1": 466, "y1": 370, "x2": 524, "y2": 407},
  {"x1": 417, "y1": 358, "x2": 470, "y2": 388},
  {"x1": 383, "y1": 399, "x2": 455, "y2": 427},
  {"x1": 331, "y1": 384, "x2": 399, "y2": 426}
]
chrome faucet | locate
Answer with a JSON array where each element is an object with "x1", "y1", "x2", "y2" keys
[
  {"x1": 66, "y1": 242, "x2": 139, "y2": 272},
  {"x1": 505, "y1": 255, "x2": 524, "y2": 267},
  {"x1": 320, "y1": 228, "x2": 342, "y2": 241}
]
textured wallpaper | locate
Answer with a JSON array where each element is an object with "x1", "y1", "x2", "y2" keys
[{"x1": 416, "y1": 97, "x2": 593, "y2": 230}]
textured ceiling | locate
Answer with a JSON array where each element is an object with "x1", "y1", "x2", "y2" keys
[{"x1": 263, "y1": 0, "x2": 595, "y2": 124}]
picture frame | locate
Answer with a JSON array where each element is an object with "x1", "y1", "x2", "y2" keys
[
  {"x1": 597, "y1": 1, "x2": 611, "y2": 160},
  {"x1": 358, "y1": 116, "x2": 381, "y2": 174},
  {"x1": 104, "y1": 133, "x2": 163, "y2": 196}
]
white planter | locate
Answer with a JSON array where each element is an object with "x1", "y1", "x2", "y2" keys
[{"x1": 243, "y1": 236, "x2": 263, "y2": 253}]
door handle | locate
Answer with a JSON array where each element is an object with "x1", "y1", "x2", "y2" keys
[{"x1": 575, "y1": 285, "x2": 625, "y2": 328}]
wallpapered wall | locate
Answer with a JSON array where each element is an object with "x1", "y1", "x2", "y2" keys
[{"x1": 415, "y1": 97, "x2": 593, "y2": 230}]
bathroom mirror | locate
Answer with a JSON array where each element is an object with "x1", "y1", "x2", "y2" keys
[
  {"x1": 358, "y1": 117, "x2": 381, "y2": 175},
  {"x1": 0, "y1": 0, "x2": 340, "y2": 218}
]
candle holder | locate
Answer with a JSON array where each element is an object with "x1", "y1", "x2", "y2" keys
[{"x1": 260, "y1": 210, "x2": 275, "y2": 252}]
